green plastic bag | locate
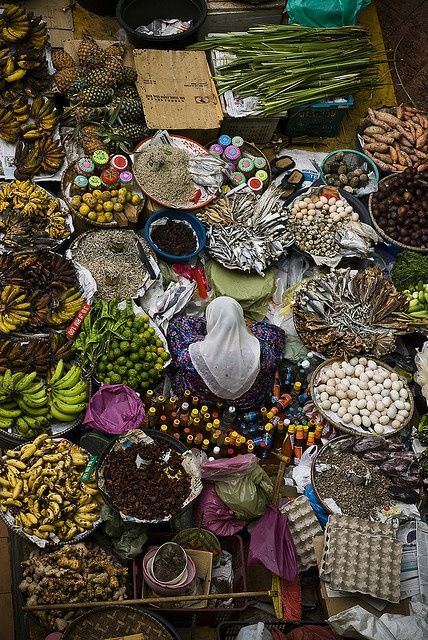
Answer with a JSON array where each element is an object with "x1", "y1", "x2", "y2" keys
[
  {"x1": 287, "y1": 0, "x2": 371, "y2": 27},
  {"x1": 215, "y1": 465, "x2": 273, "y2": 521}
]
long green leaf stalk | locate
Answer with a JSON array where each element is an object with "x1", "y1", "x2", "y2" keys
[{"x1": 189, "y1": 24, "x2": 387, "y2": 115}]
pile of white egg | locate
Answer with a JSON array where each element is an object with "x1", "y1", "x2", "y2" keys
[
  {"x1": 314, "y1": 357, "x2": 411, "y2": 435},
  {"x1": 290, "y1": 195, "x2": 360, "y2": 224}
]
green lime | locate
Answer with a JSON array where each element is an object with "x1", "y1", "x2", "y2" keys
[
  {"x1": 117, "y1": 356, "x2": 126, "y2": 366},
  {"x1": 155, "y1": 338, "x2": 162, "y2": 348},
  {"x1": 118, "y1": 366, "x2": 127, "y2": 376},
  {"x1": 139, "y1": 347, "x2": 146, "y2": 358},
  {"x1": 160, "y1": 350, "x2": 170, "y2": 361},
  {"x1": 154, "y1": 363, "x2": 163, "y2": 372},
  {"x1": 134, "y1": 363, "x2": 143, "y2": 372},
  {"x1": 97, "y1": 363, "x2": 106, "y2": 373},
  {"x1": 128, "y1": 368, "x2": 138, "y2": 377},
  {"x1": 110, "y1": 373, "x2": 121, "y2": 384},
  {"x1": 113, "y1": 348, "x2": 122, "y2": 359},
  {"x1": 140, "y1": 380, "x2": 150, "y2": 389},
  {"x1": 140, "y1": 371, "x2": 149, "y2": 381},
  {"x1": 126, "y1": 319, "x2": 133, "y2": 328},
  {"x1": 111, "y1": 340, "x2": 120, "y2": 350},
  {"x1": 120, "y1": 341, "x2": 130, "y2": 352},
  {"x1": 129, "y1": 352, "x2": 139, "y2": 363},
  {"x1": 104, "y1": 377, "x2": 111, "y2": 384},
  {"x1": 127, "y1": 378, "x2": 138, "y2": 389},
  {"x1": 143, "y1": 362, "x2": 151, "y2": 371},
  {"x1": 106, "y1": 363, "x2": 114, "y2": 372},
  {"x1": 148, "y1": 368, "x2": 157, "y2": 378}
]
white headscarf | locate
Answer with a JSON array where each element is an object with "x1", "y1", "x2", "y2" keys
[{"x1": 189, "y1": 296, "x2": 261, "y2": 399}]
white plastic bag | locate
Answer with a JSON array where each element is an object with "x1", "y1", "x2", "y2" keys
[{"x1": 292, "y1": 444, "x2": 318, "y2": 492}]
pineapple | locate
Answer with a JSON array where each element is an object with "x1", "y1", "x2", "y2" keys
[
  {"x1": 116, "y1": 84, "x2": 140, "y2": 100},
  {"x1": 110, "y1": 98, "x2": 144, "y2": 123},
  {"x1": 120, "y1": 122, "x2": 149, "y2": 146},
  {"x1": 52, "y1": 49, "x2": 75, "y2": 70},
  {"x1": 78, "y1": 34, "x2": 105, "y2": 67},
  {"x1": 74, "y1": 86, "x2": 114, "y2": 107},
  {"x1": 103, "y1": 54, "x2": 126, "y2": 82},
  {"x1": 83, "y1": 136, "x2": 109, "y2": 155},
  {"x1": 87, "y1": 67, "x2": 116, "y2": 88},
  {"x1": 54, "y1": 66, "x2": 79, "y2": 94},
  {"x1": 104, "y1": 42, "x2": 127, "y2": 58},
  {"x1": 117, "y1": 66, "x2": 138, "y2": 85}
]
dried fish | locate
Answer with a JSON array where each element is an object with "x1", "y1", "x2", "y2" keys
[{"x1": 293, "y1": 266, "x2": 408, "y2": 357}]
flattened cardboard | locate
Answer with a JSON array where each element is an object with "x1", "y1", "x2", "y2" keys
[
  {"x1": 64, "y1": 40, "x2": 135, "y2": 68},
  {"x1": 133, "y1": 49, "x2": 223, "y2": 133},
  {"x1": 24, "y1": 0, "x2": 73, "y2": 31}
]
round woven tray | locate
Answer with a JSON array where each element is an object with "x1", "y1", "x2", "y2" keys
[
  {"x1": 368, "y1": 174, "x2": 428, "y2": 253},
  {"x1": 310, "y1": 357, "x2": 414, "y2": 438},
  {"x1": 62, "y1": 605, "x2": 179, "y2": 640}
]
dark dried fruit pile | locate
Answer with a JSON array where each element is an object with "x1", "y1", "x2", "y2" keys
[
  {"x1": 150, "y1": 219, "x2": 197, "y2": 256},
  {"x1": 101, "y1": 442, "x2": 192, "y2": 520}
]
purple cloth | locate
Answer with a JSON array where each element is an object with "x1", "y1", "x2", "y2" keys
[{"x1": 167, "y1": 315, "x2": 285, "y2": 410}]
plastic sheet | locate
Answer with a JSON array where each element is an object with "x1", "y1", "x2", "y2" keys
[
  {"x1": 287, "y1": 0, "x2": 371, "y2": 27},
  {"x1": 248, "y1": 505, "x2": 298, "y2": 580},
  {"x1": 328, "y1": 604, "x2": 428, "y2": 640},
  {"x1": 83, "y1": 384, "x2": 145, "y2": 434}
]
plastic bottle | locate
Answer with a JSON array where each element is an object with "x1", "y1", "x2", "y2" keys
[
  {"x1": 155, "y1": 395, "x2": 165, "y2": 411},
  {"x1": 144, "y1": 389, "x2": 154, "y2": 407},
  {"x1": 202, "y1": 439, "x2": 210, "y2": 451},
  {"x1": 160, "y1": 424, "x2": 168, "y2": 435},
  {"x1": 294, "y1": 426, "x2": 304, "y2": 460},
  {"x1": 212, "y1": 446, "x2": 221, "y2": 459},
  {"x1": 272, "y1": 370, "x2": 281, "y2": 402},
  {"x1": 179, "y1": 402, "x2": 190, "y2": 417},
  {"x1": 221, "y1": 406, "x2": 236, "y2": 430},
  {"x1": 147, "y1": 407, "x2": 157, "y2": 427},
  {"x1": 314, "y1": 423, "x2": 324, "y2": 442}
]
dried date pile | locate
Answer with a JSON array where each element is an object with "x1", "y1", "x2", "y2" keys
[
  {"x1": 150, "y1": 219, "x2": 197, "y2": 256},
  {"x1": 101, "y1": 442, "x2": 192, "y2": 520}
]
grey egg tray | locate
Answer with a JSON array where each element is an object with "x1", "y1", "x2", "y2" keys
[
  {"x1": 320, "y1": 514, "x2": 402, "y2": 603},
  {"x1": 280, "y1": 496, "x2": 322, "y2": 571}
]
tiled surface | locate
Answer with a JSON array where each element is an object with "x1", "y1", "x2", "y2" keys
[
  {"x1": 376, "y1": 0, "x2": 428, "y2": 107},
  {"x1": 0, "y1": 518, "x2": 14, "y2": 640}
]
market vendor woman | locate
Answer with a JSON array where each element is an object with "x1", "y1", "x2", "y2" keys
[{"x1": 167, "y1": 296, "x2": 285, "y2": 410}]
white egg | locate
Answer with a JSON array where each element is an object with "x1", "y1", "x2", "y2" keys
[
  {"x1": 391, "y1": 420, "x2": 401, "y2": 430},
  {"x1": 349, "y1": 398, "x2": 358, "y2": 407},
  {"x1": 352, "y1": 415, "x2": 362, "y2": 427},
  {"x1": 382, "y1": 397, "x2": 392, "y2": 408},
  {"x1": 404, "y1": 401, "x2": 411, "y2": 411},
  {"x1": 362, "y1": 416, "x2": 371, "y2": 428},
  {"x1": 374, "y1": 424, "x2": 385, "y2": 435},
  {"x1": 330, "y1": 205, "x2": 337, "y2": 213},
  {"x1": 349, "y1": 378, "x2": 360, "y2": 386},
  {"x1": 359, "y1": 372, "x2": 369, "y2": 384},
  {"x1": 337, "y1": 206, "x2": 345, "y2": 213},
  {"x1": 367, "y1": 380, "x2": 376, "y2": 389},
  {"x1": 320, "y1": 392, "x2": 329, "y2": 401},
  {"x1": 350, "y1": 357, "x2": 359, "y2": 366},
  {"x1": 387, "y1": 405, "x2": 397, "y2": 419},
  {"x1": 366, "y1": 369, "x2": 374, "y2": 379},
  {"x1": 350, "y1": 384, "x2": 360, "y2": 394},
  {"x1": 351, "y1": 212, "x2": 359, "y2": 222},
  {"x1": 376, "y1": 401, "x2": 385, "y2": 413},
  {"x1": 326, "y1": 386, "x2": 336, "y2": 396},
  {"x1": 399, "y1": 388, "x2": 408, "y2": 399},
  {"x1": 359, "y1": 357, "x2": 368, "y2": 366},
  {"x1": 331, "y1": 402, "x2": 340, "y2": 413},
  {"x1": 303, "y1": 197, "x2": 311, "y2": 204},
  {"x1": 354, "y1": 364, "x2": 364, "y2": 377},
  {"x1": 328, "y1": 197, "x2": 336, "y2": 206},
  {"x1": 315, "y1": 200, "x2": 323, "y2": 209},
  {"x1": 379, "y1": 415, "x2": 389, "y2": 425},
  {"x1": 356, "y1": 399, "x2": 366, "y2": 410},
  {"x1": 381, "y1": 389, "x2": 390, "y2": 397},
  {"x1": 336, "y1": 369, "x2": 346, "y2": 379},
  {"x1": 320, "y1": 374, "x2": 328, "y2": 384},
  {"x1": 358, "y1": 380, "x2": 369, "y2": 390},
  {"x1": 330, "y1": 396, "x2": 339, "y2": 404},
  {"x1": 395, "y1": 381, "x2": 403, "y2": 391},
  {"x1": 347, "y1": 389, "x2": 357, "y2": 399},
  {"x1": 391, "y1": 381, "x2": 401, "y2": 392},
  {"x1": 371, "y1": 385, "x2": 382, "y2": 395},
  {"x1": 344, "y1": 205, "x2": 353, "y2": 214},
  {"x1": 383, "y1": 378, "x2": 392, "y2": 389},
  {"x1": 355, "y1": 390, "x2": 365, "y2": 400},
  {"x1": 367, "y1": 360, "x2": 377, "y2": 370},
  {"x1": 370, "y1": 414, "x2": 378, "y2": 425},
  {"x1": 340, "y1": 399, "x2": 350, "y2": 408},
  {"x1": 326, "y1": 368, "x2": 335, "y2": 378},
  {"x1": 317, "y1": 384, "x2": 327, "y2": 393},
  {"x1": 395, "y1": 400, "x2": 405, "y2": 411},
  {"x1": 308, "y1": 203, "x2": 316, "y2": 210},
  {"x1": 373, "y1": 375, "x2": 384, "y2": 385},
  {"x1": 332, "y1": 361, "x2": 340, "y2": 370},
  {"x1": 336, "y1": 390, "x2": 347, "y2": 400},
  {"x1": 336, "y1": 407, "x2": 346, "y2": 418},
  {"x1": 372, "y1": 410, "x2": 381, "y2": 418},
  {"x1": 372, "y1": 394, "x2": 382, "y2": 402},
  {"x1": 390, "y1": 390, "x2": 399, "y2": 401},
  {"x1": 320, "y1": 195, "x2": 328, "y2": 204},
  {"x1": 345, "y1": 366, "x2": 355, "y2": 377},
  {"x1": 348, "y1": 407, "x2": 358, "y2": 416},
  {"x1": 398, "y1": 409, "x2": 409, "y2": 418},
  {"x1": 342, "y1": 413, "x2": 353, "y2": 423},
  {"x1": 360, "y1": 409, "x2": 370, "y2": 417},
  {"x1": 395, "y1": 414, "x2": 405, "y2": 424},
  {"x1": 341, "y1": 379, "x2": 350, "y2": 389},
  {"x1": 322, "y1": 204, "x2": 329, "y2": 211},
  {"x1": 390, "y1": 372, "x2": 399, "y2": 382},
  {"x1": 366, "y1": 400, "x2": 376, "y2": 412},
  {"x1": 321, "y1": 400, "x2": 332, "y2": 410}
]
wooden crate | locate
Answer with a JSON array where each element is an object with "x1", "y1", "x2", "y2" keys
[{"x1": 199, "y1": 0, "x2": 284, "y2": 37}]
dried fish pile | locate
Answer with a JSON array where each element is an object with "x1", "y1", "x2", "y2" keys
[
  {"x1": 199, "y1": 186, "x2": 293, "y2": 275},
  {"x1": 293, "y1": 266, "x2": 407, "y2": 357}
]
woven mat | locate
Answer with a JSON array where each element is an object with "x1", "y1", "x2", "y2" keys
[{"x1": 62, "y1": 606, "x2": 175, "y2": 640}]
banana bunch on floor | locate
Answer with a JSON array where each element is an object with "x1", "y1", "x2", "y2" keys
[
  {"x1": 0, "y1": 5, "x2": 48, "y2": 48},
  {"x1": 0, "y1": 434, "x2": 101, "y2": 542},
  {"x1": 48, "y1": 288, "x2": 86, "y2": 327},
  {"x1": 47, "y1": 360, "x2": 89, "y2": 423},
  {"x1": 0, "y1": 361, "x2": 88, "y2": 437},
  {"x1": 0, "y1": 285, "x2": 31, "y2": 333},
  {"x1": 0, "y1": 334, "x2": 75, "y2": 377}
]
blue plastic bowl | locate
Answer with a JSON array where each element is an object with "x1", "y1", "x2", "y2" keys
[{"x1": 144, "y1": 209, "x2": 206, "y2": 263}]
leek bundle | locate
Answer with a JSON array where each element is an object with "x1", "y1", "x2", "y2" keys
[{"x1": 190, "y1": 24, "x2": 386, "y2": 115}]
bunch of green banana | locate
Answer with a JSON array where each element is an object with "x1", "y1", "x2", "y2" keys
[
  {"x1": 0, "y1": 369, "x2": 49, "y2": 437},
  {"x1": 395, "y1": 281, "x2": 428, "y2": 327},
  {"x1": 47, "y1": 360, "x2": 89, "y2": 423}
]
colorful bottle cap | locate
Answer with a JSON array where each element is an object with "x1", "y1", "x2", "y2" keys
[
  {"x1": 92, "y1": 150, "x2": 109, "y2": 169},
  {"x1": 230, "y1": 171, "x2": 246, "y2": 187},
  {"x1": 88, "y1": 175, "x2": 102, "y2": 190},
  {"x1": 223, "y1": 145, "x2": 241, "y2": 162},
  {"x1": 248, "y1": 176, "x2": 264, "y2": 193},
  {"x1": 237, "y1": 157, "x2": 255, "y2": 176},
  {"x1": 209, "y1": 143, "x2": 224, "y2": 158},
  {"x1": 77, "y1": 157, "x2": 94, "y2": 175},
  {"x1": 255, "y1": 169, "x2": 269, "y2": 185},
  {"x1": 254, "y1": 156, "x2": 267, "y2": 170},
  {"x1": 226, "y1": 162, "x2": 236, "y2": 173},
  {"x1": 74, "y1": 175, "x2": 88, "y2": 189},
  {"x1": 100, "y1": 167, "x2": 120, "y2": 187},
  {"x1": 111, "y1": 154, "x2": 128, "y2": 171},
  {"x1": 218, "y1": 134, "x2": 232, "y2": 147},
  {"x1": 231, "y1": 136, "x2": 244, "y2": 148},
  {"x1": 119, "y1": 170, "x2": 133, "y2": 185}
]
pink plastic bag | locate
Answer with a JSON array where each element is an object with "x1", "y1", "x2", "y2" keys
[
  {"x1": 83, "y1": 384, "x2": 145, "y2": 434},
  {"x1": 201, "y1": 453, "x2": 258, "y2": 481},
  {"x1": 248, "y1": 505, "x2": 298, "y2": 580},
  {"x1": 193, "y1": 482, "x2": 246, "y2": 536}
]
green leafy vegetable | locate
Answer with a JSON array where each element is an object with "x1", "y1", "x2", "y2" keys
[{"x1": 392, "y1": 251, "x2": 428, "y2": 292}]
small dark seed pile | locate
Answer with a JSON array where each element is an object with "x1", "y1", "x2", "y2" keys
[
  {"x1": 150, "y1": 219, "x2": 197, "y2": 256},
  {"x1": 315, "y1": 447, "x2": 392, "y2": 519},
  {"x1": 153, "y1": 545, "x2": 186, "y2": 582},
  {"x1": 102, "y1": 442, "x2": 192, "y2": 520}
]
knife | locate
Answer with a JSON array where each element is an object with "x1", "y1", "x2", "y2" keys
[{"x1": 135, "y1": 235, "x2": 157, "y2": 280}]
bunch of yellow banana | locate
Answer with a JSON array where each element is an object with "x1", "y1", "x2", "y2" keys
[
  {"x1": 0, "y1": 107, "x2": 20, "y2": 144},
  {"x1": 48, "y1": 360, "x2": 89, "y2": 423},
  {"x1": 0, "y1": 285, "x2": 31, "y2": 333},
  {"x1": 37, "y1": 135, "x2": 66, "y2": 175},
  {"x1": 0, "y1": 434, "x2": 101, "y2": 541},
  {"x1": 0, "y1": 369, "x2": 49, "y2": 436},
  {"x1": 24, "y1": 15, "x2": 48, "y2": 50},
  {"x1": 44, "y1": 214, "x2": 68, "y2": 239},
  {"x1": 0, "y1": 5, "x2": 31, "y2": 44},
  {"x1": 30, "y1": 97, "x2": 58, "y2": 132},
  {"x1": 49, "y1": 288, "x2": 85, "y2": 326},
  {"x1": 10, "y1": 96, "x2": 30, "y2": 124}
]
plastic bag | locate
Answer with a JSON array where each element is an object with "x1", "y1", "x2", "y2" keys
[
  {"x1": 193, "y1": 482, "x2": 246, "y2": 536},
  {"x1": 215, "y1": 463, "x2": 273, "y2": 520},
  {"x1": 292, "y1": 445, "x2": 318, "y2": 492},
  {"x1": 304, "y1": 485, "x2": 328, "y2": 527},
  {"x1": 414, "y1": 341, "x2": 428, "y2": 402},
  {"x1": 236, "y1": 623, "x2": 273, "y2": 640},
  {"x1": 201, "y1": 453, "x2": 258, "y2": 481},
  {"x1": 83, "y1": 384, "x2": 145, "y2": 434},
  {"x1": 287, "y1": 0, "x2": 371, "y2": 27},
  {"x1": 248, "y1": 505, "x2": 297, "y2": 580}
]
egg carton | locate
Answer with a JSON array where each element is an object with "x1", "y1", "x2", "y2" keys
[
  {"x1": 280, "y1": 496, "x2": 322, "y2": 571},
  {"x1": 320, "y1": 515, "x2": 402, "y2": 603}
]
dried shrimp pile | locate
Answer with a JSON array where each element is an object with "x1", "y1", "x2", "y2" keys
[
  {"x1": 293, "y1": 266, "x2": 408, "y2": 357},
  {"x1": 198, "y1": 185, "x2": 293, "y2": 275}
]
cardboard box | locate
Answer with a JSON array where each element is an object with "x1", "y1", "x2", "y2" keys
[
  {"x1": 25, "y1": 0, "x2": 73, "y2": 48},
  {"x1": 142, "y1": 548, "x2": 213, "y2": 609},
  {"x1": 133, "y1": 49, "x2": 223, "y2": 143}
]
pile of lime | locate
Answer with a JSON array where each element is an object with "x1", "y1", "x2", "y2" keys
[
  {"x1": 95, "y1": 313, "x2": 170, "y2": 390},
  {"x1": 70, "y1": 187, "x2": 142, "y2": 224}
]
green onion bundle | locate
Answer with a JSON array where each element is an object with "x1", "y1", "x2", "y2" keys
[{"x1": 190, "y1": 24, "x2": 386, "y2": 115}]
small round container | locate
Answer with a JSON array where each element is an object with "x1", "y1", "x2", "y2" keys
[
  {"x1": 248, "y1": 176, "x2": 263, "y2": 193},
  {"x1": 254, "y1": 156, "x2": 267, "y2": 170},
  {"x1": 77, "y1": 157, "x2": 94, "y2": 175},
  {"x1": 142, "y1": 547, "x2": 196, "y2": 597},
  {"x1": 144, "y1": 209, "x2": 206, "y2": 263},
  {"x1": 232, "y1": 135, "x2": 244, "y2": 148},
  {"x1": 92, "y1": 150, "x2": 110, "y2": 169},
  {"x1": 218, "y1": 134, "x2": 232, "y2": 147},
  {"x1": 111, "y1": 154, "x2": 128, "y2": 171},
  {"x1": 119, "y1": 170, "x2": 133, "y2": 187},
  {"x1": 255, "y1": 169, "x2": 269, "y2": 185},
  {"x1": 223, "y1": 145, "x2": 241, "y2": 163},
  {"x1": 230, "y1": 171, "x2": 246, "y2": 187},
  {"x1": 237, "y1": 157, "x2": 255, "y2": 178},
  {"x1": 101, "y1": 167, "x2": 120, "y2": 188},
  {"x1": 151, "y1": 543, "x2": 187, "y2": 585},
  {"x1": 88, "y1": 175, "x2": 102, "y2": 190},
  {"x1": 209, "y1": 143, "x2": 224, "y2": 158},
  {"x1": 74, "y1": 175, "x2": 88, "y2": 190}
]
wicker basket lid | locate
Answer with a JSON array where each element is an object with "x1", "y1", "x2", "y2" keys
[{"x1": 62, "y1": 605, "x2": 178, "y2": 640}]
